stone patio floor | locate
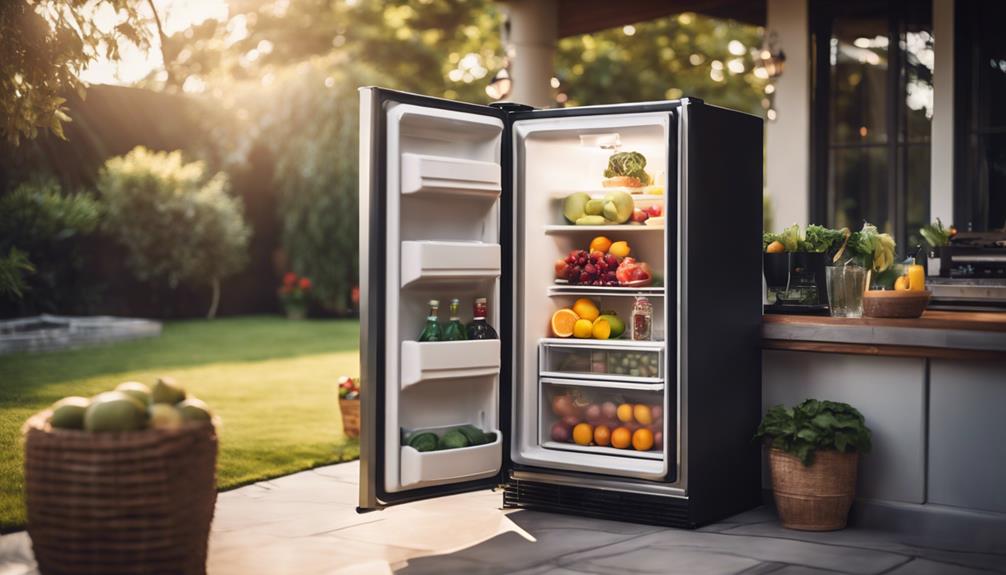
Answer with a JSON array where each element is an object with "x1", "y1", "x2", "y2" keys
[{"x1": 2, "y1": 460, "x2": 1005, "y2": 574}]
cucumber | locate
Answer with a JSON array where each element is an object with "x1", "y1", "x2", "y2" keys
[
  {"x1": 406, "y1": 431, "x2": 439, "y2": 452},
  {"x1": 456, "y1": 425, "x2": 488, "y2": 446}
]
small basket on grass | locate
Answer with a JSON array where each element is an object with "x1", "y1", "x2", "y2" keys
[
  {"x1": 24, "y1": 377, "x2": 218, "y2": 575},
  {"x1": 338, "y1": 376, "x2": 360, "y2": 439}
]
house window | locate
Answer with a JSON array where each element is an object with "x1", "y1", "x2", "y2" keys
[
  {"x1": 811, "y1": 0, "x2": 933, "y2": 250},
  {"x1": 955, "y1": 1, "x2": 1006, "y2": 232}
]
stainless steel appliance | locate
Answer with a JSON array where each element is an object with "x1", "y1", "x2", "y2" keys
[
  {"x1": 357, "y1": 87, "x2": 763, "y2": 528},
  {"x1": 929, "y1": 232, "x2": 1006, "y2": 310}
]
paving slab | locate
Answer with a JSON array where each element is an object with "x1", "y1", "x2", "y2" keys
[{"x1": 3, "y1": 458, "x2": 1006, "y2": 575}]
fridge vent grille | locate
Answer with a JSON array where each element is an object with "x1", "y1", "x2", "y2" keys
[{"x1": 503, "y1": 479, "x2": 692, "y2": 528}]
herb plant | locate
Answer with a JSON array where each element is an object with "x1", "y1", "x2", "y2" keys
[{"x1": 754, "y1": 399, "x2": 872, "y2": 466}]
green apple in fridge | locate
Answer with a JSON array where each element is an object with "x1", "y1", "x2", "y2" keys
[{"x1": 562, "y1": 192, "x2": 591, "y2": 223}]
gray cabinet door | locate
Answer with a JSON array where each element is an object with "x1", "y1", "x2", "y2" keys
[
  {"x1": 762, "y1": 350, "x2": 926, "y2": 503},
  {"x1": 929, "y1": 359, "x2": 1006, "y2": 514}
]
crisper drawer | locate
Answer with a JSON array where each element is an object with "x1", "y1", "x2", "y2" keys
[
  {"x1": 539, "y1": 339, "x2": 664, "y2": 383},
  {"x1": 539, "y1": 377, "x2": 666, "y2": 461}
]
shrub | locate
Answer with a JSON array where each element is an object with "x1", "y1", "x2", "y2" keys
[
  {"x1": 98, "y1": 147, "x2": 251, "y2": 318},
  {"x1": 754, "y1": 399, "x2": 872, "y2": 466},
  {"x1": 0, "y1": 179, "x2": 100, "y2": 312}
]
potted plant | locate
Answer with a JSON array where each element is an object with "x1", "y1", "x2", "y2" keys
[
  {"x1": 754, "y1": 399, "x2": 872, "y2": 531},
  {"x1": 278, "y1": 272, "x2": 311, "y2": 319}
]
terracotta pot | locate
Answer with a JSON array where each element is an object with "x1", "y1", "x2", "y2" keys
[{"x1": 769, "y1": 448, "x2": 859, "y2": 531}]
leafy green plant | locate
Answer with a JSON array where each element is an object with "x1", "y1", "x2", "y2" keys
[
  {"x1": 920, "y1": 218, "x2": 951, "y2": 248},
  {"x1": 98, "y1": 147, "x2": 251, "y2": 319},
  {"x1": 0, "y1": 179, "x2": 100, "y2": 311},
  {"x1": 754, "y1": 399, "x2": 872, "y2": 466},
  {"x1": 0, "y1": 248, "x2": 34, "y2": 300}
]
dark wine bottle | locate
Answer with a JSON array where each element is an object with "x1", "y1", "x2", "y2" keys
[{"x1": 466, "y1": 297, "x2": 498, "y2": 340}]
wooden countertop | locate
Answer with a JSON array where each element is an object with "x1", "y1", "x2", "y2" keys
[{"x1": 762, "y1": 310, "x2": 1006, "y2": 360}]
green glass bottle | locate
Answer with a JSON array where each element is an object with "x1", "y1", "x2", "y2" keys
[
  {"x1": 417, "y1": 299, "x2": 444, "y2": 342},
  {"x1": 443, "y1": 298, "x2": 467, "y2": 341}
]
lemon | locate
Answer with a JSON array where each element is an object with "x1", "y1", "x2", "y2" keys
[
  {"x1": 609, "y1": 241, "x2": 631, "y2": 259},
  {"x1": 591, "y1": 318, "x2": 611, "y2": 340},
  {"x1": 573, "y1": 319, "x2": 594, "y2": 339},
  {"x1": 571, "y1": 298, "x2": 600, "y2": 322}
]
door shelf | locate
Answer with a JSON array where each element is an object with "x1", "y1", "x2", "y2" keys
[
  {"x1": 402, "y1": 153, "x2": 501, "y2": 199},
  {"x1": 401, "y1": 241, "x2": 501, "y2": 288},
  {"x1": 541, "y1": 440, "x2": 663, "y2": 461},
  {"x1": 544, "y1": 225, "x2": 664, "y2": 234},
  {"x1": 539, "y1": 375, "x2": 664, "y2": 391},
  {"x1": 400, "y1": 429, "x2": 502, "y2": 488},
  {"x1": 401, "y1": 340, "x2": 501, "y2": 389}
]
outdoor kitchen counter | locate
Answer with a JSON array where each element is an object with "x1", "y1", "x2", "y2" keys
[
  {"x1": 761, "y1": 309, "x2": 1006, "y2": 535},
  {"x1": 762, "y1": 310, "x2": 1006, "y2": 359}
]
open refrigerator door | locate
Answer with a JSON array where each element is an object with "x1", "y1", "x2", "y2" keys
[{"x1": 358, "y1": 88, "x2": 509, "y2": 509}]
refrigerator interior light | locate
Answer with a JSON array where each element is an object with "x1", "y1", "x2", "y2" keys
[{"x1": 578, "y1": 133, "x2": 621, "y2": 149}]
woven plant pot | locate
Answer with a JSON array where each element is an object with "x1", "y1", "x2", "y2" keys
[
  {"x1": 339, "y1": 399, "x2": 360, "y2": 439},
  {"x1": 23, "y1": 412, "x2": 218, "y2": 575},
  {"x1": 769, "y1": 448, "x2": 858, "y2": 531}
]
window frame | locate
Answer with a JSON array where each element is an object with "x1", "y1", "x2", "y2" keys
[{"x1": 810, "y1": 0, "x2": 931, "y2": 249}]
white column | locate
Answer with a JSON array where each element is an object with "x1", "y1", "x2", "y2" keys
[
  {"x1": 502, "y1": 0, "x2": 557, "y2": 108},
  {"x1": 931, "y1": 0, "x2": 954, "y2": 226},
  {"x1": 765, "y1": 0, "x2": 811, "y2": 229}
]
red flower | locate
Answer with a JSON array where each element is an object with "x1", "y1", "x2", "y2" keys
[
  {"x1": 351, "y1": 286, "x2": 360, "y2": 305},
  {"x1": 299, "y1": 277, "x2": 312, "y2": 290},
  {"x1": 283, "y1": 272, "x2": 297, "y2": 287}
]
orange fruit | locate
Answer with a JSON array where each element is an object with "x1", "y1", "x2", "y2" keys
[
  {"x1": 551, "y1": 309, "x2": 579, "y2": 337},
  {"x1": 633, "y1": 404, "x2": 653, "y2": 425},
  {"x1": 766, "y1": 240, "x2": 785, "y2": 254},
  {"x1": 571, "y1": 298, "x2": 600, "y2": 321},
  {"x1": 609, "y1": 241, "x2": 631, "y2": 259},
  {"x1": 632, "y1": 428, "x2": 655, "y2": 451},
  {"x1": 616, "y1": 403, "x2": 633, "y2": 423},
  {"x1": 572, "y1": 422, "x2": 594, "y2": 446},
  {"x1": 611, "y1": 427, "x2": 632, "y2": 449},
  {"x1": 593, "y1": 425, "x2": 611, "y2": 446},
  {"x1": 589, "y1": 236, "x2": 613, "y2": 254},
  {"x1": 894, "y1": 275, "x2": 910, "y2": 291}
]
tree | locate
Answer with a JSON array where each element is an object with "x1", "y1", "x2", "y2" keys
[
  {"x1": 0, "y1": 0, "x2": 151, "y2": 145},
  {"x1": 0, "y1": 178, "x2": 100, "y2": 314},
  {"x1": 556, "y1": 13, "x2": 768, "y2": 113},
  {"x1": 98, "y1": 147, "x2": 250, "y2": 318}
]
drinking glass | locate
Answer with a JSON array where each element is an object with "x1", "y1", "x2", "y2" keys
[{"x1": 826, "y1": 265, "x2": 866, "y2": 318}]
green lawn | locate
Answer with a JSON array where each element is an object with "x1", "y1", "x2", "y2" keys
[{"x1": 0, "y1": 316, "x2": 361, "y2": 532}]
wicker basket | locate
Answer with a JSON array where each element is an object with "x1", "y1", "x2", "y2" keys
[
  {"x1": 339, "y1": 399, "x2": 360, "y2": 439},
  {"x1": 23, "y1": 412, "x2": 218, "y2": 575},
  {"x1": 769, "y1": 448, "x2": 858, "y2": 531},
  {"x1": 862, "y1": 290, "x2": 930, "y2": 318}
]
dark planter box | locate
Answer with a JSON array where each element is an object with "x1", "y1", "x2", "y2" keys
[{"x1": 764, "y1": 253, "x2": 829, "y2": 305}]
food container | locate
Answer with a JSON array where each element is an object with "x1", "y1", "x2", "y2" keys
[{"x1": 862, "y1": 290, "x2": 931, "y2": 318}]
